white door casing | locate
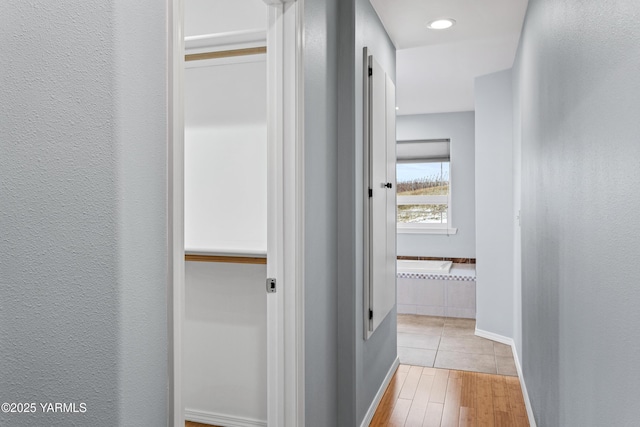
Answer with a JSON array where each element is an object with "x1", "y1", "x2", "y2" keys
[
  {"x1": 266, "y1": 1, "x2": 305, "y2": 427},
  {"x1": 170, "y1": 0, "x2": 185, "y2": 425}
]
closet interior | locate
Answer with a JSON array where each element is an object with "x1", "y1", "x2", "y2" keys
[{"x1": 183, "y1": 1, "x2": 269, "y2": 426}]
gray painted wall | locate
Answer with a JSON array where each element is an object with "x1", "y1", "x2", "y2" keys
[
  {"x1": 0, "y1": 2, "x2": 169, "y2": 426},
  {"x1": 475, "y1": 70, "x2": 515, "y2": 339},
  {"x1": 297, "y1": 1, "x2": 398, "y2": 424},
  {"x1": 336, "y1": 0, "x2": 358, "y2": 424},
  {"x1": 514, "y1": 0, "x2": 640, "y2": 425},
  {"x1": 304, "y1": 0, "x2": 339, "y2": 425},
  {"x1": 396, "y1": 112, "x2": 476, "y2": 258},
  {"x1": 350, "y1": 0, "x2": 397, "y2": 425},
  {"x1": 512, "y1": 60, "x2": 523, "y2": 360}
]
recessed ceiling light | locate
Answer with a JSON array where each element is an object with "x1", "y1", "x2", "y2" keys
[
  {"x1": 427, "y1": 18, "x2": 456, "y2": 30},
  {"x1": 396, "y1": 106, "x2": 400, "y2": 110}
]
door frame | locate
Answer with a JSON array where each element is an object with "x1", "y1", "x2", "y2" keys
[
  {"x1": 169, "y1": 0, "x2": 184, "y2": 424},
  {"x1": 265, "y1": 1, "x2": 305, "y2": 426},
  {"x1": 169, "y1": 0, "x2": 305, "y2": 426}
]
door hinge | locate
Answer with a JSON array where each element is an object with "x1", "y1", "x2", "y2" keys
[
  {"x1": 266, "y1": 278, "x2": 276, "y2": 293},
  {"x1": 368, "y1": 67, "x2": 372, "y2": 77},
  {"x1": 369, "y1": 309, "x2": 373, "y2": 320},
  {"x1": 368, "y1": 188, "x2": 373, "y2": 198}
]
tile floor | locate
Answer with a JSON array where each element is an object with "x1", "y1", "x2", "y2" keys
[{"x1": 397, "y1": 314, "x2": 518, "y2": 376}]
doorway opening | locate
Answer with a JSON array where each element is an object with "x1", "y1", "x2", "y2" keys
[{"x1": 170, "y1": 1, "x2": 305, "y2": 426}]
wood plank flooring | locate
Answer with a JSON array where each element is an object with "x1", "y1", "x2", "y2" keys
[
  {"x1": 185, "y1": 365, "x2": 528, "y2": 427},
  {"x1": 370, "y1": 365, "x2": 529, "y2": 427}
]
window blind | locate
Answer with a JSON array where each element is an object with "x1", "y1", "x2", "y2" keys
[{"x1": 396, "y1": 139, "x2": 450, "y2": 163}]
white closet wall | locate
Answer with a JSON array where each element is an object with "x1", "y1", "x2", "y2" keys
[
  {"x1": 184, "y1": 59, "x2": 267, "y2": 254},
  {"x1": 184, "y1": 262, "x2": 267, "y2": 424}
]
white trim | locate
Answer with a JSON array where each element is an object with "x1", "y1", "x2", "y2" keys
[
  {"x1": 363, "y1": 47, "x2": 372, "y2": 340},
  {"x1": 266, "y1": 1, "x2": 305, "y2": 426},
  {"x1": 512, "y1": 343, "x2": 537, "y2": 427},
  {"x1": 475, "y1": 329, "x2": 537, "y2": 427},
  {"x1": 397, "y1": 195, "x2": 448, "y2": 205},
  {"x1": 170, "y1": 0, "x2": 185, "y2": 426},
  {"x1": 474, "y1": 328, "x2": 512, "y2": 346},
  {"x1": 266, "y1": 4, "x2": 286, "y2": 425},
  {"x1": 185, "y1": 29, "x2": 266, "y2": 52},
  {"x1": 185, "y1": 409, "x2": 266, "y2": 427},
  {"x1": 287, "y1": 1, "x2": 306, "y2": 425},
  {"x1": 397, "y1": 226, "x2": 457, "y2": 235},
  {"x1": 184, "y1": 249, "x2": 267, "y2": 258},
  {"x1": 263, "y1": 0, "x2": 296, "y2": 4},
  {"x1": 359, "y1": 357, "x2": 400, "y2": 427},
  {"x1": 184, "y1": 54, "x2": 266, "y2": 69}
]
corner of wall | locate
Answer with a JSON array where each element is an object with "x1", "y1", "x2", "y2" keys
[{"x1": 474, "y1": 69, "x2": 515, "y2": 340}]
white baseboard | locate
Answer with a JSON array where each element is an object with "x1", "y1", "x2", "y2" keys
[
  {"x1": 475, "y1": 329, "x2": 537, "y2": 427},
  {"x1": 474, "y1": 328, "x2": 512, "y2": 346},
  {"x1": 359, "y1": 356, "x2": 400, "y2": 427},
  {"x1": 185, "y1": 408, "x2": 266, "y2": 427},
  {"x1": 511, "y1": 343, "x2": 537, "y2": 427}
]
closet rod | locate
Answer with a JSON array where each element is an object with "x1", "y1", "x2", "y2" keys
[
  {"x1": 185, "y1": 46, "x2": 267, "y2": 62},
  {"x1": 185, "y1": 254, "x2": 267, "y2": 265}
]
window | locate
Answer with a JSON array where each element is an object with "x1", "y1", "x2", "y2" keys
[
  {"x1": 397, "y1": 161, "x2": 449, "y2": 223},
  {"x1": 396, "y1": 139, "x2": 457, "y2": 234}
]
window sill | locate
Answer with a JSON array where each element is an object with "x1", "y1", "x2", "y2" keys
[{"x1": 397, "y1": 226, "x2": 458, "y2": 235}]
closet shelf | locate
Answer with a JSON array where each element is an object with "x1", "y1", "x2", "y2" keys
[{"x1": 184, "y1": 249, "x2": 267, "y2": 265}]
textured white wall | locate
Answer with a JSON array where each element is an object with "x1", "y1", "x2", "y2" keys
[
  {"x1": 515, "y1": 0, "x2": 640, "y2": 425},
  {"x1": 396, "y1": 112, "x2": 476, "y2": 258},
  {"x1": 0, "y1": 1, "x2": 169, "y2": 426},
  {"x1": 475, "y1": 69, "x2": 515, "y2": 340}
]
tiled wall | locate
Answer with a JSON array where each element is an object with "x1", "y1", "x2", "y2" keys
[
  {"x1": 397, "y1": 256, "x2": 476, "y2": 264},
  {"x1": 397, "y1": 277, "x2": 476, "y2": 319}
]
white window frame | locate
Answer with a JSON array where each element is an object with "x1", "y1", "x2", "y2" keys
[{"x1": 396, "y1": 159, "x2": 458, "y2": 235}]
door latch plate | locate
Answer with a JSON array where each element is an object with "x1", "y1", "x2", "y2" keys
[{"x1": 266, "y1": 278, "x2": 277, "y2": 293}]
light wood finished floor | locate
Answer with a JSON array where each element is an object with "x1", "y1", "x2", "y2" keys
[
  {"x1": 184, "y1": 365, "x2": 528, "y2": 427},
  {"x1": 371, "y1": 364, "x2": 529, "y2": 427}
]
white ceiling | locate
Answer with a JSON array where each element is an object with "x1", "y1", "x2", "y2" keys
[{"x1": 370, "y1": 0, "x2": 529, "y2": 115}]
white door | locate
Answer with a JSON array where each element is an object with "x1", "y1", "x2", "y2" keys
[{"x1": 384, "y1": 72, "x2": 397, "y2": 322}]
